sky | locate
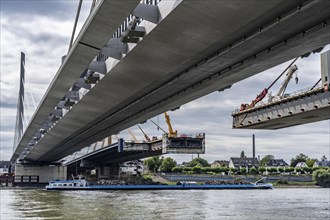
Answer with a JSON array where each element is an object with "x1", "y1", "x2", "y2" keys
[{"x1": 0, "y1": 1, "x2": 329, "y2": 164}]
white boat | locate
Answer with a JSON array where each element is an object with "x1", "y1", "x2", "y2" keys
[{"x1": 46, "y1": 179, "x2": 89, "y2": 190}]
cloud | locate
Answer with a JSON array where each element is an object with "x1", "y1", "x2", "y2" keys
[{"x1": 1, "y1": 0, "x2": 78, "y2": 20}]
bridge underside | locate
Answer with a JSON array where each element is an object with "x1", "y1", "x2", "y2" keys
[
  {"x1": 64, "y1": 141, "x2": 162, "y2": 179},
  {"x1": 13, "y1": 0, "x2": 330, "y2": 163},
  {"x1": 232, "y1": 89, "x2": 330, "y2": 129},
  {"x1": 65, "y1": 134, "x2": 205, "y2": 165},
  {"x1": 67, "y1": 148, "x2": 162, "y2": 167}
]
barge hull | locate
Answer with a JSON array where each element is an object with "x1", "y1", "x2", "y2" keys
[{"x1": 46, "y1": 184, "x2": 273, "y2": 190}]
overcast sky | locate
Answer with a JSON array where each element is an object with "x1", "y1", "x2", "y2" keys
[{"x1": 1, "y1": 1, "x2": 329, "y2": 164}]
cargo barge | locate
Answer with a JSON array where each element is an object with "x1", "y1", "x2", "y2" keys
[{"x1": 45, "y1": 179, "x2": 273, "y2": 190}]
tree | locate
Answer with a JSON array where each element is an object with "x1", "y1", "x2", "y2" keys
[
  {"x1": 144, "y1": 156, "x2": 163, "y2": 172},
  {"x1": 230, "y1": 167, "x2": 238, "y2": 174},
  {"x1": 295, "y1": 167, "x2": 302, "y2": 173},
  {"x1": 278, "y1": 167, "x2": 284, "y2": 173},
  {"x1": 240, "y1": 151, "x2": 247, "y2": 158},
  {"x1": 183, "y1": 167, "x2": 192, "y2": 173},
  {"x1": 259, "y1": 155, "x2": 274, "y2": 167},
  {"x1": 268, "y1": 167, "x2": 278, "y2": 174},
  {"x1": 187, "y1": 157, "x2": 209, "y2": 167},
  {"x1": 202, "y1": 167, "x2": 213, "y2": 173},
  {"x1": 313, "y1": 169, "x2": 330, "y2": 187},
  {"x1": 249, "y1": 167, "x2": 259, "y2": 174},
  {"x1": 212, "y1": 167, "x2": 221, "y2": 174},
  {"x1": 220, "y1": 167, "x2": 229, "y2": 173},
  {"x1": 192, "y1": 165, "x2": 202, "y2": 174},
  {"x1": 290, "y1": 153, "x2": 309, "y2": 167},
  {"x1": 302, "y1": 167, "x2": 312, "y2": 174},
  {"x1": 306, "y1": 159, "x2": 317, "y2": 167},
  {"x1": 240, "y1": 167, "x2": 247, "y2": 174},
  {"x1": 284, "y1": 167, "x2": 294, "y2": 173},
  {"x1": 172, "y1": 166, "x2": 183, "y2": 173},
  {"x1": 160, "y1": 157, "x2": 177, "y2": 172},
  {"x1": 258, "y1": 167, "x2": 266, "y2": 174}
]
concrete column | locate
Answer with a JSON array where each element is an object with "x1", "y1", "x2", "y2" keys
[{"x1": 15, "y1": 164, "x2": 67, "y2": 183}]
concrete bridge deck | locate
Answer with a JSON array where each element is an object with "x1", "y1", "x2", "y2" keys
[
  {"x1": 64, "y1": 141, "x2": 162, "y2": 167},
  {"x1": 12, "y1": 0, "x2": 330, "y2": 163}
]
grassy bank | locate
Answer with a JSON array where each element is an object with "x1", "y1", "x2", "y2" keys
[{"x1": 273, "y1": 181, "x2": 319, "y2": 188}]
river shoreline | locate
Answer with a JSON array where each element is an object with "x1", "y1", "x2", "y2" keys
[{"x1": 273, "y1": 184, "x2": 321, "y2": 188}]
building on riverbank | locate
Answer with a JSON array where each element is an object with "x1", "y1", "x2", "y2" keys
[
  {"x1": 211, "y1": 160, "x2": 229, "y2": 168},
  {"x1": 313, "y1": 156, "x2": 330, "y2": 167},
  {"x1": 0, "y1": 161, "x2": 12, "y2": 174},
  {"x1": 229, "y1": 157, "x2": 259, "y2": 171},
  {"x1": 120, "y1": 160, "x2": 143, "y2": 176}
]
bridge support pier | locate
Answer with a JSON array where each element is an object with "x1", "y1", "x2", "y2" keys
[
  {"x1": 96, "y1": 164, "x2": 120, "y2": 179},
  {"x1": 15, "y1": 164, "x2": 67, "y2": 183}
]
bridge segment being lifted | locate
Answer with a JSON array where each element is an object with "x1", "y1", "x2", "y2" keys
[
  {"x1": 232, "y1": 87, "x2": 329, "y2": 129},
  {"x1": 232, "y1": 51, "x2": 330, "y2": 129}
]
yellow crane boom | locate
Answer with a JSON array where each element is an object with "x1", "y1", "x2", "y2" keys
[
  {"x1": 127, "y1": 128, "x2": 138, "y2": 141},
  {"x1": 164, "y1": 112, "x2": 177, "y2": 138}
]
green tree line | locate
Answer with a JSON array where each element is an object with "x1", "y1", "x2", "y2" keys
[{"x1": 144, "y1": 156, "x2": 324, "y2": 175}]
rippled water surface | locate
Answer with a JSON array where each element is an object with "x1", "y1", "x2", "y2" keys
[{"x1": 1, "y1": 188, "x2": 329, "y2": 219}]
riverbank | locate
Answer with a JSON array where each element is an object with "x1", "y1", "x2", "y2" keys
[
  {"x1": 0, "y1": 186, "x2": 45, "y2": 190},
  {"x1": 273, "y1": 181, "x2": 320, "y2": 188},
  {"x1": 155, "y1": 173, "x2": 323, "y2": 188},
  {"x1": 0, "y1": 174, "x2": 321, "y2": 189}
]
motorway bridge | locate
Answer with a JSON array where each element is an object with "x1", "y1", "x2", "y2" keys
[{"x1": 11, "y1": 0, "x2": 330, "y2": 163}]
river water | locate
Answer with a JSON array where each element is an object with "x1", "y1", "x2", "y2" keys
[{"x1": 0, "y1": 188, "x2": 329, "y2": 220}]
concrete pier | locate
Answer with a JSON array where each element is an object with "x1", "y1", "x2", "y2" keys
[{"x1": 15, "y1": 164, "x2": 67, "y2": 183}]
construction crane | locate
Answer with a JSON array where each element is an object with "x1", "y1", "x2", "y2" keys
[
  {"x1": 150, "y1": 119, "x2": 167, "y2": 133},
  {"x1": 127, "y1": 128, "x2": 138, "y2": 142},
  {"x1": 137, "y1": 124, "x2": 151, "y2": 141},
  {"x1": 240, "y1": 57, "x2": 299, "y2": 111},
  {"x1": 150, "y1": 112, "x2": 205, "y2": 155},
  {"x1": 149, "y1": 112, "x2": 177, "y2": 138},
  {"x1": 164, "y1": 112, "x2": 177, "y2": 138},
  {"x1": 269, "y1": 65, "x2": 298, "y2": 102}
]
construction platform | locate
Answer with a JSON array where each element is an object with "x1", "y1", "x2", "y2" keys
[{"x1": 232, "y1": 88, "x2": 330, "y2": 129}]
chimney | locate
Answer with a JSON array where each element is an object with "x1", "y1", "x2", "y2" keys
[{"x1": 252, "y1": 134, "x2": 255, "y2": 158}]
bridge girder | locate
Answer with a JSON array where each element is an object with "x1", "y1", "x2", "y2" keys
[{"x1": 12, "y1": 0, "x2": 330, "y2": 163}]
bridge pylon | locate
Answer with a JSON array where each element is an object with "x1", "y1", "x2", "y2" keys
[{"x1": 13, "y1": 52, "x2": 25, "y2": 154}]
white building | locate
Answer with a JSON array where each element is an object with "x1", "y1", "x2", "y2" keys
[
  {"x1": 120, "y1": 160, "x2": 143, "y2": 176},
  {"x1": 313, "y1": 156, "x2": 330, "y2": 167},
  {"x1": 0, "y1": 161, "x2": 11, "y2": 174},
  {"x1": 295, "y1": 162, "x2": 308, "y2": 168}
]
